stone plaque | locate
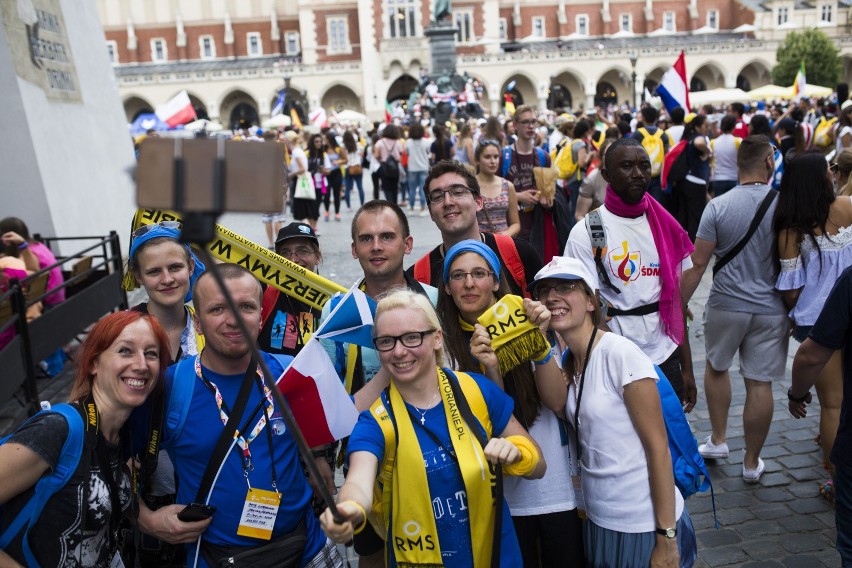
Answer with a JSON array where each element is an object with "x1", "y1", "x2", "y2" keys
[{"x1": 0, "y1": 0, "x2": 81, "y2": 102}]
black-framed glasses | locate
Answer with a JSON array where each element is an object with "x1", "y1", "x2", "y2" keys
[
  {"x1": 534, "y1": 281, "x2": 585, "y2": 301},
  {"x1": 277, "y1": 245, "x2": 316, "y2": 258},
  {"x1": 516, "y1": 119, "x2": 537, "y2": 127},
  {"x1": 447, "y1": 268, "x2": 494, "y2": 282},
  {"x1": 427, "y1": 185, "x2": 474, "y2": 204},
  {"x1": 132, "y1": 221, "x2": 181, "y2": 239},
  {"x1": 373, "y1": 330, "x2": 436, "y2": 352}
]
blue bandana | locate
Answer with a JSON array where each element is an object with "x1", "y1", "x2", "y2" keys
[
  {"x1": 129, "y1": 226, "x2": 205, "y2": 303},
  {"x1": 442, "y1": 239, "x2": 501, "y2": 284}
]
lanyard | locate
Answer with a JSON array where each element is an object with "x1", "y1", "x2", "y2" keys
[
  {"x1": 81, "y1": 395, "x2": 124, "y2": 539},
  {"x1": 195, "y1": 356, "x2": 274, "y2": 473},
  {"x1": 572, "y1": 327, "x2": 598, "y2": 465}
]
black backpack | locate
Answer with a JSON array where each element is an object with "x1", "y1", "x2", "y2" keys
[{"x1": 380, "y1": 154, "x2": 400, "y2": 179}]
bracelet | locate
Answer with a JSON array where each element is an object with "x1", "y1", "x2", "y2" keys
[
  {"x1": 533, "y1": 348, "x2": 552, "y2": 365},
  {"x1": 346, "y1": 501, "x2": 368, "y2": 534},
  {"x1": 17, "y1": 241, "x2": 28, "y2": 250},
  {"x1": 787, "y1": 387, "x2": 810, "y2": 403}
]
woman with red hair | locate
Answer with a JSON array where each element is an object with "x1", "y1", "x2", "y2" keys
[{"x1": 0, "y1": 311, "x2": 176, "y2": 567}]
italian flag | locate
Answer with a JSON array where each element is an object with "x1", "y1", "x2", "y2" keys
[
  {"x1": 792, "y1": 62, "x2": 806, "y2": 102},
  {"x1": 385, "y1": 101, "x2": 393, "y2": 124}
]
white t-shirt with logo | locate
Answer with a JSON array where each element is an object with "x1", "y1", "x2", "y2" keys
[{"x1": 564, "y1": 206, "x2": 692, "y2": 364}]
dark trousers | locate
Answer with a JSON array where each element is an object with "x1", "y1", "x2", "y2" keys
[
  {"x1": 512, "y1": 510, "x2": 585, "y2": 568},
  {"x1": 381, "y1": 176, "x2": 399, "y2": 205},
  {"x1": 674, "y1": 179, "x2": 708, "y2": 242},
  {"x1": 323, "y1": 171, "x2": 342, "y2": 214},
  {"x1": 371, "y1": 172, "x2": 380, "y2": 200},
  {"x1": 648, "y1": 176, "x2": 674, "y2": 214}
]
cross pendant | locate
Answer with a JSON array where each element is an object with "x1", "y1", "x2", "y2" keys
[{"x1": 420, "y1": 416, "x2": 426, "y2": 425}]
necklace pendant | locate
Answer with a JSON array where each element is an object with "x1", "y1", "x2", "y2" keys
[{"x1": 420, "y1": 416, "x2": 426, "y2": 425}]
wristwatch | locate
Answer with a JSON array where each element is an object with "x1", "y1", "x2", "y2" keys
[{"x1": 656, "y1": 527, "x2": 677, "y2": 538}]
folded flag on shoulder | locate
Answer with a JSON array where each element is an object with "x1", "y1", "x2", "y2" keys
[
  {"x1": 276, "y1": 339, "x2": 359, "y2": 447},
  {"x1": 316, "y1": 286, "x2": 377, "y2": 349}
]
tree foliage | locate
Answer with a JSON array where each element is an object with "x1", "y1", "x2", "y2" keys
[{"x1": 773, "y1": 30, "x2": 841, "y2": 87}]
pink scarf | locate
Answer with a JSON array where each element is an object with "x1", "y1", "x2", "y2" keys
[{"x1": 603, "y1": 186, "x2": 694, "y2": 344}]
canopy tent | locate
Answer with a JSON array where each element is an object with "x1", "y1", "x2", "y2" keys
[
  {"x1": 261, "y1": 114, "x2": 292, "y2": 129},
  {"x1": 688, "y1": 88, "x2": 749, "y2": 106},
  {"x1": 333, "y1": 109, "x2": 368, "y2": 123},
  {"x1": 183, "y1": 118, "x2": 224, "y2": 132},
  {"x1": 747, "y1": 83, "x2": 834, "y2": 100}
]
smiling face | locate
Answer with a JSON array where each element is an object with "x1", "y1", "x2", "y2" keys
[
  {"x1": 601, "y1": 144, "x2": 652, "y2": 205},
  {"x1": 134, "y1": 240, "x2": 193, "y2": 309},
  {"x1": 351, "y1": 208, "x2": 413, "y2": 281},
  {"x1": 374, "y1": 306, "x2": 442, "y2": 384},
  {"x1": 193, "y1": 272, "x2": 262, "y2": 367},
  {"x1": 426, "y1": 172, "x2": 483, "y2": 239},
  {"x1": 90, "y1": 319, "x2": 161, "y2": 411},
  {"x1": 538, "y1": 278, "x2": 595, "y2": 335},
  {"x1": 276, "y1": 237, "x2": 320, "y2": 271},
  {"x1": 445, "y1": 252, "x2": 499, "y2": 322}
]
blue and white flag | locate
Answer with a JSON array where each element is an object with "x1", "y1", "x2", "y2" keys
[
  {"x1": 316, "y1": 284, "x2": 377, "y2": 349},
  {"x1": 271, "y1": 89, "x2": 286, "y2": 117}
]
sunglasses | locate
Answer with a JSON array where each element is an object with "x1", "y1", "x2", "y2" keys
[{"x1": 132, "y1": 221, "x2": 182, "y2": 239}]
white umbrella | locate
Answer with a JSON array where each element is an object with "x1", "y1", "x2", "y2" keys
[
  {"x1": 689, "y1": 88, "x2": 749, "y2": 106},
  {"x1": 262, "y1": 114, "x2": 292, "y2": 129},
  {"x1": 334, "y1": 109, "x2": 368, "y2": 123},
  {"x1": 732, "y1": 23, "x2": 757, "y2": 33}
]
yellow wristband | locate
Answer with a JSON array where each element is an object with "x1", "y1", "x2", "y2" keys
[
  {"x1": 343, "y1": 500, "x2": 368, "y2": 535},
  {"x1": 502, "y1": 435, "x2": 540, "y2": 477}
]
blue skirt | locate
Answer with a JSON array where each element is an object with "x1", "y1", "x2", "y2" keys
[{"x1": 583, "y1": 507, "x2": 697, "y2": 567}]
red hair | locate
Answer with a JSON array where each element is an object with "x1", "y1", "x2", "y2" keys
[{"x1": 70, "y1": 311, "x2": 171, "y2": 403}]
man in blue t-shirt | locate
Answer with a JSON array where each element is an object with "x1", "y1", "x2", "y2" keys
[
  {"x1": 788, "y1": 265, "x2": 852, "y2": 565},
  {"x1": 137, "y1": 264, "x2": 341, "y2": 567}
]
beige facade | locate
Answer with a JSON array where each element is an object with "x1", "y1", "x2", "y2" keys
[{"x1": 98, "y1": 0, "x2": 852, "y2": 126}]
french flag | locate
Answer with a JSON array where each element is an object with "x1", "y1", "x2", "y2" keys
[
  {"x1": 656, "y1": 52, "x2": 691, "y2": 113},
  {"x1": 155, "y1": 90, "x2": 197, "y2": 127},
  {"x1": 276, "y1": 340, "x2": 359, "y2": 447}
]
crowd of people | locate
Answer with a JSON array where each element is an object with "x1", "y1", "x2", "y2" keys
[{"x1": 4, "y1": 91, "x2": 852, "y2": 568}]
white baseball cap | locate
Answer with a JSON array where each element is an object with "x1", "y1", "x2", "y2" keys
[{"x1": 529, "y1": 256, "x2": 599, "y2": 295}]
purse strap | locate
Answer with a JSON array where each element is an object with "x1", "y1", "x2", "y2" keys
[{"x1": 712, "y1": 189, "x2": 776, "y2": 277}]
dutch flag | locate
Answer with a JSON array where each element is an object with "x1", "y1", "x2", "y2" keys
[{"x1": 656, "y1": 51, "x2": 691, "y2": 113}]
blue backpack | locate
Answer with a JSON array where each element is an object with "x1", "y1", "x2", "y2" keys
[{"x1": 0, "y1": 404, "x2": 86, "y2": 567}]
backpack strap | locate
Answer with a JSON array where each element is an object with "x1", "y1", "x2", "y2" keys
[
  {"x1": 0, "y1": 404, "x2": 87, "y2": 567},
  {"x1": 413, "y1": 254, "x2": 432, "y2": 285},
  {"x1": 261, "y1": 285, "x2": 281, "y2": 329},
  {"x1": 492, "y1": 234, "x2": 530, "y2": 299},
  {"x1": 585, "y1": 209, "x2": 621, "y2": 295},
  {"x1": 165, "y1": 357, "x2": 197, "y2": 443}
]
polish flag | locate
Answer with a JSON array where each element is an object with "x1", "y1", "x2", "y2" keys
[
  {"x1": 656, "y1": 51, "x2": 691, "y2": 113},
  {"x1": 155, "y1": 90, "x2": 197, "y2": 127},
  {"x1": 276, "y1": 339, "x2": 359, "y2": 447}
]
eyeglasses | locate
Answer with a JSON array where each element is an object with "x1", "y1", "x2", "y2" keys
[
  {"x1": 373, "y1": 330, "x2": 436, "y2": 352},
  {"x1": 534, "y1": 281, "x2": 585, "y2": 300},
  {"x1": 447, "y1": 268, "x2": 494, "y2": 282},
  {"x1": 132, "y1": 221, "x2": 181, "y2": 239},
  {"x1": 427, "y1": 185, "x2": 474, "y2": 204},
  {"x1": 277, "y1": 245, "x2": 316, "y2": 258},
  {"x1": 516, "y1": 119, "x2": 537, "y2": 127},
  {"x1": 830, "y1": 162, "x2": 839, "y2": 173}
]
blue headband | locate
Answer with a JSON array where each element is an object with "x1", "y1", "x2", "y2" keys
[
  {"x1": 443, "y1": 239, "x2": 501, "y2": 284},
  {"x1": 129, "y1": 226, "x2": 206, "y2": 303}
]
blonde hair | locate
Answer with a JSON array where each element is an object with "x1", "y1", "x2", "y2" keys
[{"x1": 374, "y1": 289, "x2": 445, "y2": 366}]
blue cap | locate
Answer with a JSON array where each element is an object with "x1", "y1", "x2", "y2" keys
[{"x1": 443, "y1": 239, "x2": 501, "y2": 284}]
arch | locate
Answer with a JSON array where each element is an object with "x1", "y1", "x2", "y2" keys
[
  {"x1": 643, "y1": 66, "x2": 668, "y2": 98},
  {"x1": 185, "y1": 92, "x2": 208, "y2": 120},
  {"x1": 321, "y1": 84, "x2": 362, "y2": 113},
  {"x1": 123, "y1": 95, "x2": 154, "y2": 122},
  {"x1": 266, "y1": 84, "x2": 309, "y2": 123},
  {"x1": 219, "y1": 89, "x2": 259, "y2": 130},
  {"x1": 737, "y1": 60, "x2": 772, "y2": 92},
  {"x1": 549, "y1": 70, "x2": 586, "y2": 113},
  {"x1": 690, "y1": 62, "x2": 726, "y2": 92},
  {"x1": 386, "y1": 74, "x2": 419, "y2": 103},
  {"x1": 502, "y1": 73, "x2": 537, "y2": 112},
  {"x1": 596, "y1": 67, "x2": 632, "y2": 107}
]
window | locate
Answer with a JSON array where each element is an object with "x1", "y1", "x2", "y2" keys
[
  {"x1": 106, "y1": 40, "x2": 117, "y2": 64},
  {"x1": 454, "y1": 9, "x2": 473, "y2": 43},
  {"x1": 820, "y1": 3, "x2": 833, "y2": 21},
  {"x1": 663, "y1": 11, "x2": 675, "y2": 31},
  {"x1": 387, "y1": 0, "x2": 417, "y2": 38},
  {"x1": 576, "y1": 14, "x2": 589, "y2": 36},
  {"x1": 532, "y1": 16, "x2": 545, "y2": 37},
  {"x1": 498, "y1": 17, "x2": 507, "y2": 39},
  {"x1": 620, "y1": 13, "x2": 632, "y2": 32},
  {"x1": 777, "y1": 7, "x2": 789, "y2": 25},
  {"x1": 706, "y1": 9, "x2": 719, "y2": 29},
  {"x1": 199, "y1": 35, "x2": 215, "y2": 59},
  {"x1": 246, "y1": 32, "x2": 262, "y2": 56},
  {"x1": 150, "y1": 38, "x2": 167, "y2": 62},
  {"x1": 285, "y1": 31, "x2": 300, "y2": 54},
  {"x1": 327, "y1": 16, "x2": 350, "y2": 54}
]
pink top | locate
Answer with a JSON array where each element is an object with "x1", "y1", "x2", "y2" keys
[
  {"x1": 477, "y1": 179, "x2": 511, "y2": 233},
  {"x1": 376, "y1": 138, "x2": 402, "y2": 162},
  {"x1": 30, "y1": 242, "x2": 65, "y2": 306},
  {"x1": 0, "y1": 267, "x2": 27, "y2": 349}
]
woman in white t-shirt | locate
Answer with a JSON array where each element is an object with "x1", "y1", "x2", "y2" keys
[
  {"x1": 836, "y1": 101, "x2": 852, "y2": 156},
  {"x1": 531, "y1": 256, "x2": 697, "y2": 568}
]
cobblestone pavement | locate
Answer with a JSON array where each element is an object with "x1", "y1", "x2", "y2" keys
[{"x1": 1, "y1": 177, "x2": 840, "y2": 566}]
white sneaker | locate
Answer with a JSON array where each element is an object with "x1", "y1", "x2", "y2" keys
[
  {"x1": 743, "y1": 457, "x2": 765, "y2": 483},
  {"x1": 698, "y1": 436, "x2": 729, "y2": 459}
]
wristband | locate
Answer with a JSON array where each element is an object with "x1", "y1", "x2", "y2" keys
[
  {"x1": 17, "y1": 241, "x2": 28, "y2": 250},
  {"x1": 501, "y1": 435, "x2": 540, "y2": 476},
  {"x1": 344, "y1": 500, "x2": 368, "y2": 534},
  {"x1": 532, "y1": 348, "x2": 552, "y2": 365},
  {"x1": 787, "y1": 387, "x2": 811, "y2": 403}
]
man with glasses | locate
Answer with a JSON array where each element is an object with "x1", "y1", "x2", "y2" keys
[
  {"x1": 500, "y1": 105, "x2": 568, "y2": 263},
  {"x1": 410, "y1": 160, "x2": 543, "y2": 297},
  {"x1": 319, "y1": 200, "x2": 437, "y2": 568},
  {"x1": 258, "y1": 222, "x2": 323, "y2": 358}
]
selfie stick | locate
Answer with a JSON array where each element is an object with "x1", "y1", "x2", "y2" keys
[{"x1": 152, "y1": 138, "x2": 348, "y2": 528}]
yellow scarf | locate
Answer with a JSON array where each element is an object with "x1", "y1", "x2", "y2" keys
[
  {"x1": 372, "y1": 368, "x2": 496, "y2": 568},
  {"x1": 475, "y1": 295, "x2": 549, "y2": 375}
]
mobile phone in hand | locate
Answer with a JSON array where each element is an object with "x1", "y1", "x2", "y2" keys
[{"x1": 177, "y1": 503, "x2": 217, "y2": 522}]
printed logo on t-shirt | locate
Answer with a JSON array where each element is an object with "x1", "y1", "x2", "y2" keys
[{"x1": 608, "y1": 240, "x2": 642, "y2": 284}]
